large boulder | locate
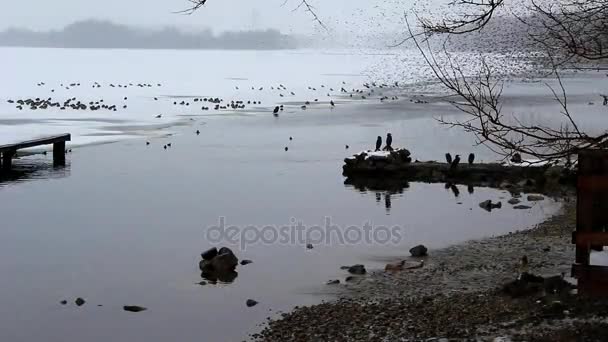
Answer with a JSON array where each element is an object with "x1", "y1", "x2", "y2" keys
[
  {"x1": 212, "y1": 247, "x2": 239, "y2": 271},
  {"x1": 199, "y1": 247, "x2": 239, "y2": 273},
  {"x1": 409, "y1": 245, "x2": 428, "y2": 257}
]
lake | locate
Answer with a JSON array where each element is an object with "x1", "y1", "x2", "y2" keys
[{"x1": 0, "y1": 47, "x2": 562, "y2": 342}]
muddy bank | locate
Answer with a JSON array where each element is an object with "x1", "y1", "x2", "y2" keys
[{"x1": 251, "y1": 200, "x2": 608, "y2": 341}]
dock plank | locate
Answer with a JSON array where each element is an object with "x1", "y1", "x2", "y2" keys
[{"x1": 0, "y1": 134, "x2": 71, "y2": 152}]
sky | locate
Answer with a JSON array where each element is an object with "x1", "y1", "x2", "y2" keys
[{"x1": 0, "y1": 0, "x2": 414, "y2": 35}]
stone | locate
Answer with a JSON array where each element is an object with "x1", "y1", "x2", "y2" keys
[
  {"x1": 246, "y1": 299, "x2": 259, "y2": 307},
  {"x1": 508, "y1": 198, "x2": 521, "y2": 205},
  {"x1": 240, "y1": 259, "x2": 253, "y2": 265},
  {"x1": 347, "y1": 264, "x2": 367, "y2": 275},
  {"x1": 123, "y1": 305, "x2": 147, "y2": 313},
  {"x1": 211, "y1": 247, "x2": 238, "y2": 271},
  {"x1": 60, "y1": 300, "x2": 67, "y2": 305},
  {"x1": 479, "y1": 200, "x2": 492, "y2": 211},
  {"x1": 201, "y1": 247, "x2": 218, "y2": 260},
  {"x1": 326, "y1": 280, "x2": 340, "y2": 285},
  {"x1": 479, "y1": 200, "x2": 502, "y2": 212},
  {"x1": 385, "y1": 261, "x2": 405, "y2": 272},
  {"x1": 306, "y1": 243, "x2": 314, "y2": 249},
  {"x1": 75, "y1": 298, "x2": 86, "y2": 306},
  {"x1": 409, "y1": 245, "x2": 428, "y2": 257},
  {"x1": 527, "y1": 195, "x2": 545, "y2": 201},
  {"x1": 513, "y1": 205, "x2": 532, "y2": 210}
]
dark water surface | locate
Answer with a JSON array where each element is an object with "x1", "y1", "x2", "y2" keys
[{"x1": 0, "y1": 105, "x2": 558, "y2": 342}]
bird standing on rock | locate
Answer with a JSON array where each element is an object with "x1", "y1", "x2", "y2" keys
[
  {"x1": 383, "y1": 133, "x2": 393, "y2": 151},
  {"x1": 445, "y1": 153, "x2": 452, "y2": 164},
  {"x1": 450, "y1": 155, "x2": 461, "y2": 170},
  {"x1": 375, "y1": 136, "x2": 382, "y2": 151},
  {"x1": 468, "y1": 153, "x2": 475, "y2": 165}
]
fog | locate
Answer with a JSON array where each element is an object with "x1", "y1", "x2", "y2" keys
[
  {"x1": 0, "y1": 0, "x2": 412, "y2": 39},
  {"x1": 0, "y1": 20, "x2": 297, "y2": 50}
]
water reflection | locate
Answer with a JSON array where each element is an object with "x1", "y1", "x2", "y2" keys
[
  {"x1": 0, "y1": 157, "x2": 70, "y2": 187},
  {"x1": 200, "y1": 268, "x2": 239, "y2": 284},
  {"x1": 345, "y1": 176, "x2": 409, "y2": 213}
]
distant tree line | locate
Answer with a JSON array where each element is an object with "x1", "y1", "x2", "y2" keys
[{"x1": 0, "y1": 20, "x2": 298, "y2": 50}]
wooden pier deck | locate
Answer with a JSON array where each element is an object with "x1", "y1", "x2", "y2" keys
[{"x1": 0, "y1": 134, "x2": 71, "y2": 170}]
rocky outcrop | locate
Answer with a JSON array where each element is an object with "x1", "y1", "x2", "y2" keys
[
  {"x1": 199, "y1": 247, "x2": 239, "y2": 283},
  {"x1": 343, "y1": 154, "x2": 575, "y2": 195},
  {"x1": 343, "y1": 149, "x2": 412, "y2": 173}
]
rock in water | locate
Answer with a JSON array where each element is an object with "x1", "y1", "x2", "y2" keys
[
  {"x1": 479, "y1": 200, "x2": 502, "y2": 211},
  {"x1": 199, "y1": 247, "x2": 239, "y2": 273},
  {"x1": 75, "y1": 298, "x2": 86, "y2": 306},
  {"x1": 409, "y1": 245, "x2": 428, "y2": 257},
  {"x1": 210, "y1": 248, "x2": 239, "y2": 271},
  {"x1": 240, "y1": 259, "x2": 253, "y2": 266},
  {"x1": 326, "y1": 280, "x2": 340, "y2": 285},
  {"x1": 201, "y1": 247, "x2": 218, "y2": 260},
  {"x1": 527, "y1": 195, "x2": 545, "y2": 201},
  {"x1": 514, "y1": 205, "x2": 532, "y2": 210},
  {"x1": 479, "y1": 200, "x2": 492, "y2": 211},
  {"x1": 123, "y1": 306, "x2": 147, "y2": 313},
  {"x1": 306, "y1": 243, "x2": 313, "y2": 249},
  {"x1": 60, "y1": 300, "x2": 67, "y2": 305},
  {"x1": 508, "y1": 198, "x2": 521, "y2": 205},
  {"x1": 347, "y1": 264, "x2": 366, "y2": 275},
  {"x1": 246, "y1": 299, "x2": 258, "y2": 307}
]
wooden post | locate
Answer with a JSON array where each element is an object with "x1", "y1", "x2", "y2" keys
[
  {"x1": 2, "y1": 151, "x2": 14, "y2": 170},
  {"x1": 53, "y1": 141, "x2": 66, "y2": 166},
  {"x1": 573, "y1": 149, "x2": 608, "y2": 296}
]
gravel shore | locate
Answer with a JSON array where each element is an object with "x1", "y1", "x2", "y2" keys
[{"x1": 252, "y1": 198, "x2": 608, "y2": 341}]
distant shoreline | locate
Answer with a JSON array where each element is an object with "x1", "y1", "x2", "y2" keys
[
  {"x1": 0, "y1": 19, "x2": 299, "y2": 51},
  {"x1": 0, "y1": 44, "x2": 297, "y2": 51}
]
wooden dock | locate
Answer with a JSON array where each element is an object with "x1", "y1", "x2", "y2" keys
[{"x1": 0, "y1": 134, "x2": 71, "y2": 170}]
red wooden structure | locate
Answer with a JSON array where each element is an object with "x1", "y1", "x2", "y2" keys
[{"x1": 572, "y1": 149, "x2": 608, "y2": 296}]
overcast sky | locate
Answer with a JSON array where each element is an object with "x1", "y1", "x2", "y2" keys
[{"x1": 0, "y1": 0, "x2": 412, "y2": 35}]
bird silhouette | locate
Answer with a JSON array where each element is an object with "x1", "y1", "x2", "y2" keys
[
  {"x1": 273, "y1": 106, "x2": 279, "y2": 115},
  {"x1": 375, "y1": 136, "x2": 382, "y2": 151},
  {"x1": 468, "y1": 153, "x2": 475, "y2": 165},
  {"x1": 384, "y1": 133, "x2": 393, "y2": 151},
  {"x1": 450, "y1": 155, "x2": 461, "y2": 170},
  {"x1": 445, "y1": 153, "x2": 452, "y2": 164}
]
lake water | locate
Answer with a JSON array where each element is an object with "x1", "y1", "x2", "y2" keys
[{"x1": 0, "y1": 47, "x2": 563, "y2": 342}]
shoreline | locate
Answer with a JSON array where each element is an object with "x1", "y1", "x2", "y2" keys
[{"x1": 251, "y1": 198, "x2": 604, "y2": 341}]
